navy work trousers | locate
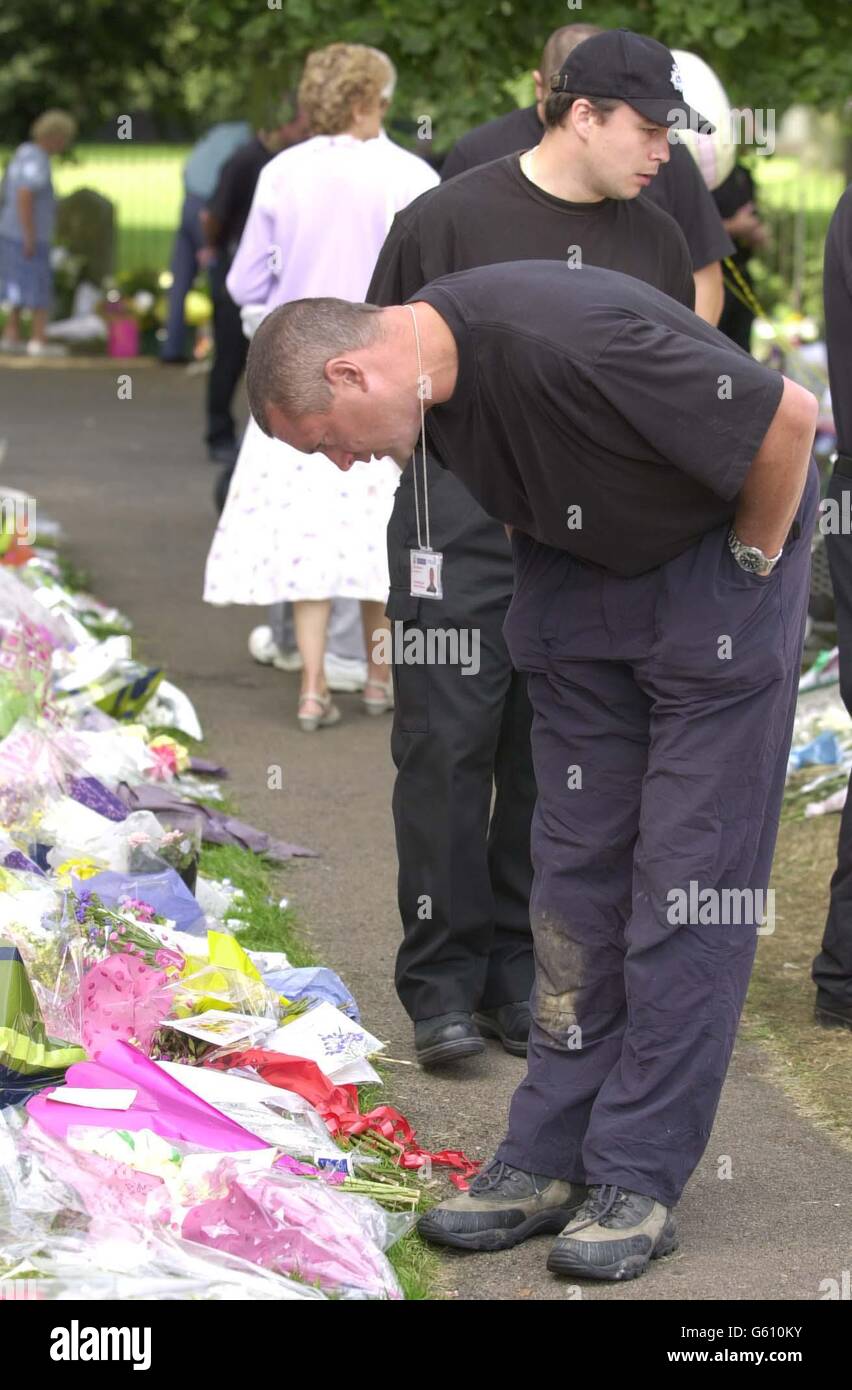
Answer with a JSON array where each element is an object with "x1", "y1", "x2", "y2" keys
[{"x1": 495, "y1": 464, "x2": 818, "y2": 1207}]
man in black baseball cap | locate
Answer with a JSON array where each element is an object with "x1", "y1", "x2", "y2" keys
[
  {"x1": 440, "y1": 24, "x2": 731, "y2": 326},
  {"x1": 550, "y1": 28, "x2": 713, "y2": 136}
]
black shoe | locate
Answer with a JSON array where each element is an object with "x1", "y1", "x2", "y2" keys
[
  {"x1": 473, "y1": 1002, "x2": 530, "y2": 1057},
  {"x1": 814, "y1": 999, "x2": 852, "y2": 1031},
  {"x1": 208, "y1": 442, "x2": 239, "y2": 467},
  {"x1": 414, "y1": 1012, "x2": 484, "y2": 1067},
  {"x1": 418, "y1": 1158, "x2": 587, "y2": 1252},
  {"x1": 547, "y1": 1184, "x2": 678, "y2": 1282}
]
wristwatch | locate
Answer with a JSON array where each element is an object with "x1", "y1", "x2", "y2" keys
[{"x1": 727, "y1": 528, "x2": 783, "y2": 577}]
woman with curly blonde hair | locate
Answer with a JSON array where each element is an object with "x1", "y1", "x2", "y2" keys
[
  {"x1": 297, "y1": 43, "x2": 395, "y2": 137},
  {"x1": 205, "y1": 43, "x2": 437, "y2": 730}
]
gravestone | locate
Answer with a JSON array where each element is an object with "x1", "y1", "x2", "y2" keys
[{"x1": 54, "y1": 188, "x2": 116, "y2": 283}]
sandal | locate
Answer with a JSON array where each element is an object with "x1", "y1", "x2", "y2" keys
[
  {"x1": 362, "y1": 677, "x2": 394, "y2": 717},
  {"x1": 297, "y1": 690, "x2": 341, "y2": 733}
]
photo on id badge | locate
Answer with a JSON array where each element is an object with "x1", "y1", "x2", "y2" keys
[{"x1": 410, "y1": 548, "x2": 443, "y2": 599}]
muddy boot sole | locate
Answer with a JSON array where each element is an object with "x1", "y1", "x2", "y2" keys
[
  {"x1": 419, "y1": 1204, "x2": 577, "y2": 1252},
  {"x1": 547, "y1": 1221, "x2": 679, "y2": 1282}
]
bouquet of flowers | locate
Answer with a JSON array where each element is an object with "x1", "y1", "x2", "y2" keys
[
  {"x1": 13, "y1": 889, "x2": 185, "y2": 1054},
  {"x1": 151, "y1": 826, "x2": 200, "y2": 893},
  {"x1": 127, "y1": 820, "x2": 201, "y2": 893}
]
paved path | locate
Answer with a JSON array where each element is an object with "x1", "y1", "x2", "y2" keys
[{"x1": 5, "y1": 359, "x2": 851, "y2": 1300}]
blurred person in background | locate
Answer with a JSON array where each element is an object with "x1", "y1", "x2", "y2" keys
[
  {"x1": 204, "y1": 43, "x2": 437, "y2": 731},
  {"x1": 202, "y1": 97, "x2": 310, "y2": 467},
  {"x1": 713, "y1": 160, "x2": 770, "y2": 352},
  {"x1": 0, "y1": 109, "x2": 77, "y2": 357},
  {"x1": 812, "y1": 183, "x2": 852, "y2": 1033},
  {"x1": 160, "y1": 120, "x2": 251, "y2": 364}
]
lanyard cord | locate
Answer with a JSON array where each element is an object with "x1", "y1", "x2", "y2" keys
[
  {"x1": 407, "y1": 303, "x2": 431, "y2": 552},
  {"x1": 722, "y1": 254, "x2": 767, "y2": 319}
]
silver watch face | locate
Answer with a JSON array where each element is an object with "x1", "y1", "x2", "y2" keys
[
  {"x1": 728, "y1": 530, "x2": 776, "y2": 576},
  {"x1": 737, "y1": 547, "x2": 766, "y2": 574}
]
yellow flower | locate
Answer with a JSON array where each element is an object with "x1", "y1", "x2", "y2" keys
[{"x1": 54, "y1": 856, "x2": 101, "y2": 887}]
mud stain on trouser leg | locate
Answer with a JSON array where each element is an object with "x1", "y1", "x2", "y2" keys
[{"x1": 530, "y1": 908, "x2": 607, "y2": 1048}]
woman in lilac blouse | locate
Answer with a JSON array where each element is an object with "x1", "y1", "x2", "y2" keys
[{"x1": 205, "y1": 44, "x2": 438, "y2": 730}]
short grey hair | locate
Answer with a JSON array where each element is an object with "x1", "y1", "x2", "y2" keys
[
  {"x1": 246, "y1": 298, "x2": 385, "y2": 435},
  {"x1": 31, "y1": 109, "x2": 77, "y2": 144}
]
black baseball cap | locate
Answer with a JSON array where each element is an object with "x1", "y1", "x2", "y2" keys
[{"x1": 551, "y1": 28, "x2": 714, "y2": 134}]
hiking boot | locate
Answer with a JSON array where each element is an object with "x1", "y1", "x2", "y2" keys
[
  {"x1": 547, "y1": 1184, "x2": 678, "y2": 1282},
  {"x1": 414, "y1": 1012, "x2": 484, "y2": 1067},
  {"x1": 418, "y1": 1158, "x2": 587, "y2": 1251},
  {"x1": 473, "y1": 1002, "x2": 531, "y2": 1057}
]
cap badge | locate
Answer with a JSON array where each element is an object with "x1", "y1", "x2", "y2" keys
[{"x1": 670, "y1": 62, "x2": 684, "y2": 93}]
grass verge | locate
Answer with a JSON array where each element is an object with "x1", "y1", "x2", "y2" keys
[{"x1": 743, "y1": 795, "x2": 851, "y2": 1150}]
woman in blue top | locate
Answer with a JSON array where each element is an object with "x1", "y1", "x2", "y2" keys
[{"x1": 0, "y1": 109, "x2": 76, "y2": 357}]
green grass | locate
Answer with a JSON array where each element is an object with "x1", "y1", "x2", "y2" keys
[
  {"x1": 199, "y1": 842, "x2": 316, "y2": 968},
  {"x1": 742, "y1": 806, "x2": 852, "y2": 1151},
  {"x1": 387, "y1": 1228, "x2": 441, "y2": 1300}
]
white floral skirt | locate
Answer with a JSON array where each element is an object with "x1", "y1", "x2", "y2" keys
[{"x1": 203, "y1": 417, "x2": 400, "y2": 606}]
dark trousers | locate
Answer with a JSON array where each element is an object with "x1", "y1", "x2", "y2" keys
[
  {"x1": 162, "y1": 192, "x2": 205, "y2": 361},
  {"x1": 387, "y1": 459, "x2": 536, "y2": 1021},
  {"x1": 206, "y1": 255, "x2": 248, "y2": 452},
  {"x1": 813, "y1": 462, "x2": 852, "y2": 1012},
  {"x1": 495, "y1": 464, "x2": 818, "y2": 1207}
]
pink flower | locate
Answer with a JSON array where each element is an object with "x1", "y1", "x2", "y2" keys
[{"x1": 154, "y1": 947, "x2": 183, "y2": 970}]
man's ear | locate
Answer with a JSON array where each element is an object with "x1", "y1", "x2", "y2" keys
[
  {"x1": 325, "y1": 357, "x2": 367, "y2": 391},
  {"x1": 533, "y1": 68, "x2": 546, "y2": 105},
  {"x1": 569, "y1": 98, "x2": 595, "y2": 141}
]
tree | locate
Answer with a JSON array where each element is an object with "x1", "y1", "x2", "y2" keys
[
  {"x1": 2, "y1": 0, "x2": 850, "y2": 150},
  {"x1": 0, "y1": 0, "x2": 181, "y2": 141},
  {"x1": 181, "y1": 0, "x2": 852, "y2": 151}
]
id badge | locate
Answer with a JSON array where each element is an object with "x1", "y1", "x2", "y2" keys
[{"x1": 410, "y1": 548, "x2": 444, "y2": 599}]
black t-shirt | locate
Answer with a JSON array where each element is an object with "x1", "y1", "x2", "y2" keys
[
  {"x1": 824, "y1": 184, "x2": 852, "y2": 457},
  {"x1": 440, "y1": 103, "x2": 734, "y2": 271},
  {"x1": 368, "y1": 152, "x2": 694, "y2": 310},
  {"x1": 206, "y1": 136, "x2": 273, "y2": 256},
  {"x1": 410, "y1": 260, "x2": 783, "y2": 577},
  {"x1": 440, "y1": 104, "x2": 542, "y2": 181}
]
